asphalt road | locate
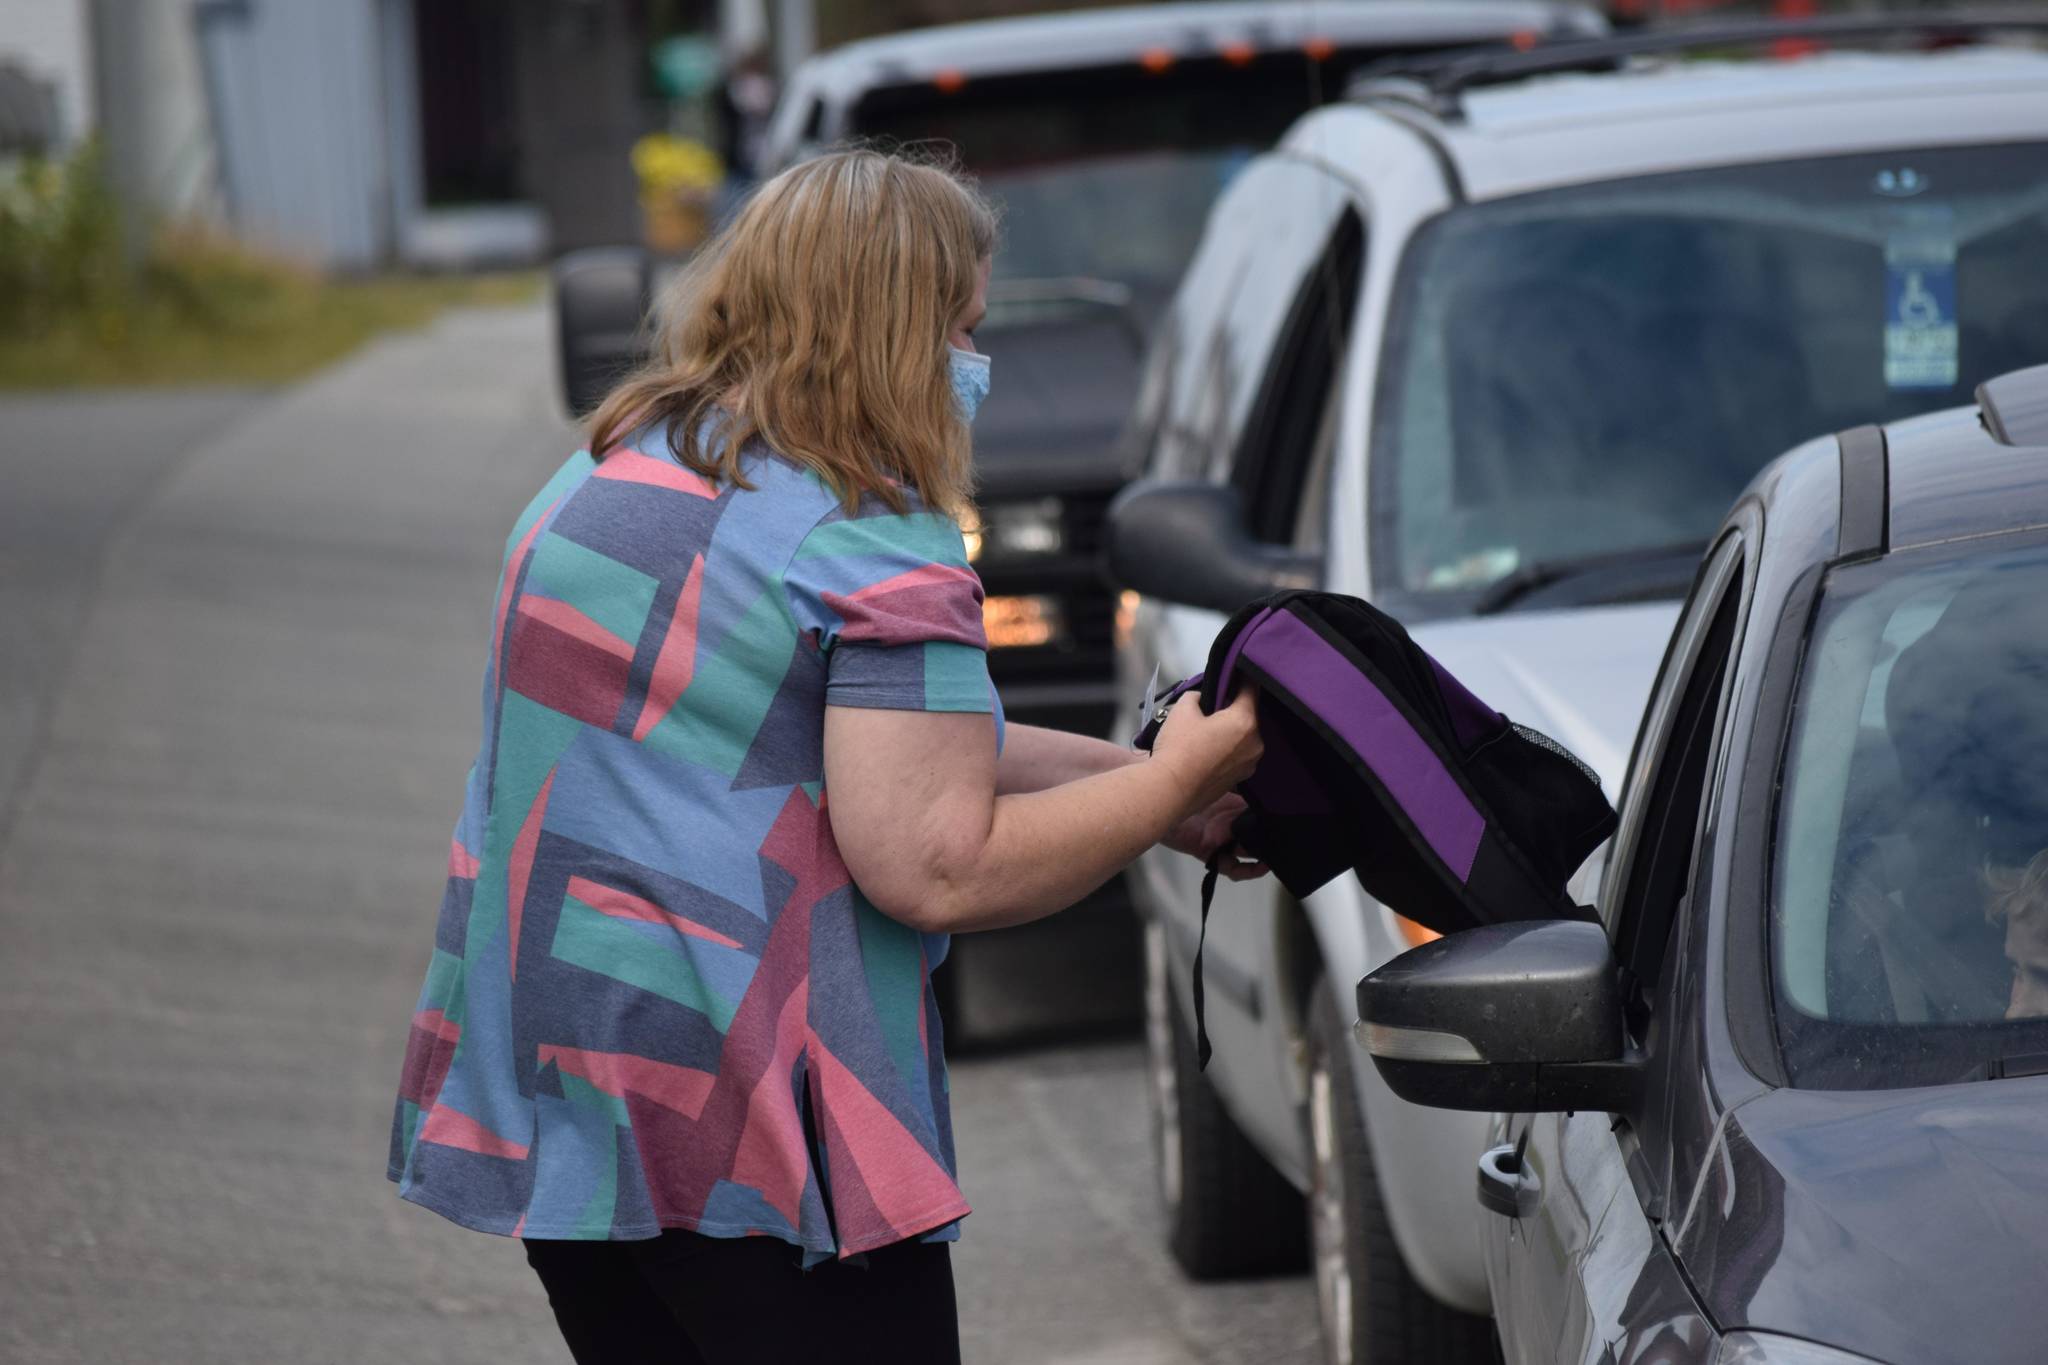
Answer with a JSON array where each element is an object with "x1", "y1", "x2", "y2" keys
[{"x1": 0, "y1": 306, "x2": 1316, "y2": 1365}]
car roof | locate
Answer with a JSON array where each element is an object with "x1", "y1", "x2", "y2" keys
[
  {"x1": 787, "y1": 0, "x2": 1597, "y2": 107},
  {"x1": 1756, "y1": 367, "x2": 2048, "y2": 565},
  {"x1": 1326, "y1": 46, "x2": 2048, "y2": 200},
  {"x1": 1883, "y1": 376, "x2": 2048, "y2": 554}
]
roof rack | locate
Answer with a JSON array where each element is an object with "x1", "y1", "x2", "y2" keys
[{"x1": 1349, "y1": 8, "x2": 2048, "y2": 119}]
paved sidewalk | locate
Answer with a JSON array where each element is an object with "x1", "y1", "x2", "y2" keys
[
  {"x1": 0, "y1": 309, "x2": 579, "y2": 1364},
  {"x1": 0, "y1": 388, "x2": 263, "y2": 833},
  {"x1": 0, "y1": 308, "x2": 1316, "y2": 1364}
]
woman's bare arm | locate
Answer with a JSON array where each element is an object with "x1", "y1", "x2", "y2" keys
[
  {"x1": 993, "y1": 721, "x2": 1142, "y2": 795},
  {"x1": 825, "y1": 691, "x2": 1260, "y2": 934}
]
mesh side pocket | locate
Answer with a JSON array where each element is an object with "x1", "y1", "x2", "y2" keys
[{"x1": 1512, "y1": 722, "x2": 1602, "y2": 789}]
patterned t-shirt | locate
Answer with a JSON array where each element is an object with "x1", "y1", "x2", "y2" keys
[{"x1": 387, "y1": 435, "x2": 998, "y2": 1260}]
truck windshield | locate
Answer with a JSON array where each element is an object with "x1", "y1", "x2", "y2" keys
[
  {"x1": 1773, "y1": 537, "x2": 2048, "y2": 1090},
  {"x1": 854, "y1": 61, "x2": 1355, "y2": 313},
  {"x1": 1371, "y1": 143, "x2": 2048, "y2": 602}
]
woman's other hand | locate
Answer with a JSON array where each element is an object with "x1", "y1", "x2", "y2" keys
[
  {"x1": 1151, "y1": 687, "x2": 1263, "y2": 815},
  {"x1": 1164, "y1": 792, "x2": 1270, "y2": 882}
]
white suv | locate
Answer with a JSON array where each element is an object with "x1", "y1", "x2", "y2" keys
[{"x1": 1110, "y1": 21, "x2": 2048, "y2": 1364}]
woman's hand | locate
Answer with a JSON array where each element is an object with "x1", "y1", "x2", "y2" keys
[
  {"x1": 1151, "y1": 687, "x2": 1263, "y2": 815},
  {"x1": 1164, "y1": 792, "x2": 1270, "y2": 882}
]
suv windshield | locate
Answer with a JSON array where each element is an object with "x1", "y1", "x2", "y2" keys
[
  {"x1": 1773, "y1": 537, "x2": 2048, "y2": 1090},
  {"x1": 1373, "y1": 143, "x2": 2048, "y2": 601}
]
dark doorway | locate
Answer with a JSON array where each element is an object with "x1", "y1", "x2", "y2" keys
[{"x1": 414, "y1": 0, "x2": 522, "y2": 206}]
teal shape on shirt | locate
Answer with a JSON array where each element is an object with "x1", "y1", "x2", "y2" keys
[{"x1": 551, "y1": 894, "x2": 739, "y2": 1031}]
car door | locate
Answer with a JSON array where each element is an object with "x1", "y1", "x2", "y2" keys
[
  {"x1": 1125, "y1": 156, "x2": 1363, "y2": 1154},
  {"x1": 1486, "y1": 532, "x2": 1751, "y2": 1365}
]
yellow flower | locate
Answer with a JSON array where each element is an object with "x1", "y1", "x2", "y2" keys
[{"x1": 631, "y1": 134, "x2": 726, "y2": 192}]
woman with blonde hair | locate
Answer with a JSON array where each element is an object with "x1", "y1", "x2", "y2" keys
[{"x1": 385, "y1": 149, "x2": 1263, "y2": 1362}]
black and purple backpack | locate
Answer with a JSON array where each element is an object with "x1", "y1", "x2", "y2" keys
[{"x1": 1135, "y1": 590, "x2": 1617, "y2": 1067}]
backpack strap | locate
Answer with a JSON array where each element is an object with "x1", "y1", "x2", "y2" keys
[{"x1": 1194, "y1": 853, "x2": 1221, "y2": 1071}]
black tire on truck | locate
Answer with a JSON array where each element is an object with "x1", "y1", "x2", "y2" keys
[
  {"x1": 1144, "y1": 920, "x2": 1306, "y2": 1279},
  {"x1": 1305, "y1": 977, "x2": 1495, "y2": 1365}
]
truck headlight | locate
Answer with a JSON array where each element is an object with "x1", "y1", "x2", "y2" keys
[
  {"x1": 983, "y1": 594, "x2": 1063, "y2": 649},
  {"x1": 965, "y1": 498, "x2": 1063, "y2": 563}
]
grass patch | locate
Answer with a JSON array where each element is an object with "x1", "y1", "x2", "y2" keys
[
  {"x1": 0, "y1": 260, "x2": 542, "y2": 389},
  {"x1": 0, "y1": 144, "x2": 542, "y2": 390}
]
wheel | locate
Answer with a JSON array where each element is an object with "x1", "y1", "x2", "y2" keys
[
  {"x1": 1306, "y1": 979, "x2": 1495, "y2": 1365},
  {"x1": 1144, "y1": 918, "x2": 1305, "y2": 1279}
]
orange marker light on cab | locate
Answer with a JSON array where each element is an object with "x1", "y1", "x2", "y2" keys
[
  {"x1": 1138, "y1": 47, "x2": 1175, "y2": 74},
  {"x1": 933, "y1": 68, "x2": 967, "y2": 93},
  {"x1": 1303, "y1": 36, "x2": 1336, "y2": 62},
  {"x1": 1510, "y1": 29, "x2": 1538, "y2": 52},
  {"x1": 1219, "y1": 40, "x2": 1255, "y2": 67}
]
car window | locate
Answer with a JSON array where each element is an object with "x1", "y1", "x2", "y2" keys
[
  {"x1": 1194, "y1": 159, "x2": 1352, "y2": 487},
  {"x1": 1608, "y1": 542, "x2": 1744, "y2": 1026},
  {"x1": 1232, "y1": 208, "x2": 1364, "y2": 545},
  {"x1": 1135, "y1": 157, "x2": 1346, "y2": 484},
  {"x1": 1370, "y1": 142, "x2": 2048, "y2": 602},
  {"x1": 1772, "y1": 535, "x2": 2048, "y2": 1089}
]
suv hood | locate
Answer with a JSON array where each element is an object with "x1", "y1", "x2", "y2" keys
[
  {"x1": 1679, "y1": 1077, "x2": 2048, "y2": 1365},
  {"x1": 1407, "y1": 602, "x2": 1680, "y2": 799}
]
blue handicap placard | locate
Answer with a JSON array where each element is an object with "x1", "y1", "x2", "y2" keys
[{"x1": 1884, "y1": 212, "x2": 1958, "y2": 391}]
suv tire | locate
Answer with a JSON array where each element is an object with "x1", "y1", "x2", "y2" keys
[
  {"x1": 1144, "y1": 919, "x2": 1305, "y2": 1279},
  {"x1": 1306, "y1": 979, "x2": 1494, "y2": 1365}
]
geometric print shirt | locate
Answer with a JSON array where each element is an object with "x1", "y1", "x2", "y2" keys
[{"x1": 387, "y1": 432, "x2": 997, "y2": 1261}]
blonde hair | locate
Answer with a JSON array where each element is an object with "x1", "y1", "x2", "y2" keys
[
  {"x1": 1985, "y1": 849, "x2": 2048, "y2": 925},
  {"x1": 587, "y1": 149, "x2": 997, "y2": 520}
]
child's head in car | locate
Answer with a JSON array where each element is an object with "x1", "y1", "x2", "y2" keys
[{"x1": 1985, "y1": 848, "x2": 2048, "y2": 1020}]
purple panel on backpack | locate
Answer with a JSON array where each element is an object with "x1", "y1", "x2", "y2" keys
[
  {"x1": 1428, "y1": 656, "x2": 1504, "y2": 753},
  {"x1": 1242, "y1": 609, "x2": 1484, "y2": 882},
  {"x1": 1212, "y1": 605, "x2": 1275, "y2": 701}
]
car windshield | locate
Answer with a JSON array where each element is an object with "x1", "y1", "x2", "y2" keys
[
  {"x1": 1372, "y1": 143, "x2": 2048, "y2": 602},
  {"x1": 1772, "y1": 537, "x2": 2048, "y2": 1090}
]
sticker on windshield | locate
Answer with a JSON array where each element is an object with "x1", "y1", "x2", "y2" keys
[{"x1": 1884, "y1": 212, "x2": 1958, "y2": 391}]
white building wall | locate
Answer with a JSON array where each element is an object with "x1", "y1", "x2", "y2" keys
[{"x1": 195, "y1": 0, "x2": 414, "y2": 270}]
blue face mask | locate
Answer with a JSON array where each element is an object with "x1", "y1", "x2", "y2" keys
[{"x1": 949, "y1": 346, "x2": 992, "y2": 425}]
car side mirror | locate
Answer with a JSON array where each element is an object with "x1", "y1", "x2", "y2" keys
[
  {"x1": 1107, "y1": 479, "x2": 1321, "y2": 614},
  {"x1": 554, "y1": 246, "x2": 654, "y2": 418},
  {"x1": 1356, "y1": 920, "x2": 1643, "y2": 1114}
]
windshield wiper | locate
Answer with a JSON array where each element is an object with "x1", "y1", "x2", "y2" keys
[
  {"x1": 986, "y1": 276, "x2": 1134, "y2": 311},
  {"x1": 1472, "y1": 540, "x2": 1709, "y2": 616},
  {"x1": 1989, "y1": 1050, "x2": 2048, "y2": 1081}
]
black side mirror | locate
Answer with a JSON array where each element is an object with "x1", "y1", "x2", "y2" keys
[
  {"x1": 1356, "y1": 920, "x2": 1642, "y2": 1114},
  {"x1": 1107, "y1": 480, "x2": 1321, "y2": 614},
  {"x1": 554, "y1": 246, "x2": 654, "y2": 418}
]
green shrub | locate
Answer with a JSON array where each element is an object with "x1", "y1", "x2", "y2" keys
[
  {"x1": 0, "y1": 143, "x2": 539, "y2": 387},
  {"x1": 0, "y1": 140, "x2": 130, "y2": 339}
]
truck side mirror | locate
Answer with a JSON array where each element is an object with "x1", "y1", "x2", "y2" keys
[{"x1": 554, "y1": 246, "x2": 653, "y2": 418}]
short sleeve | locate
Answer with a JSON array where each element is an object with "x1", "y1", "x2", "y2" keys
[{"x1": 782, "y1": 501, "x2": 994, "y2": 714}]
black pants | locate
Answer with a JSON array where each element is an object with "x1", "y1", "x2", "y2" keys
[{"x1": 523, "y1": 1228, "x2": 962, "y2": 1365}]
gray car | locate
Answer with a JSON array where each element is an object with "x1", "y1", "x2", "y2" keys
[{"x1": 1362, "y1": 363, "x2": 2048, "y2": 1365}]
